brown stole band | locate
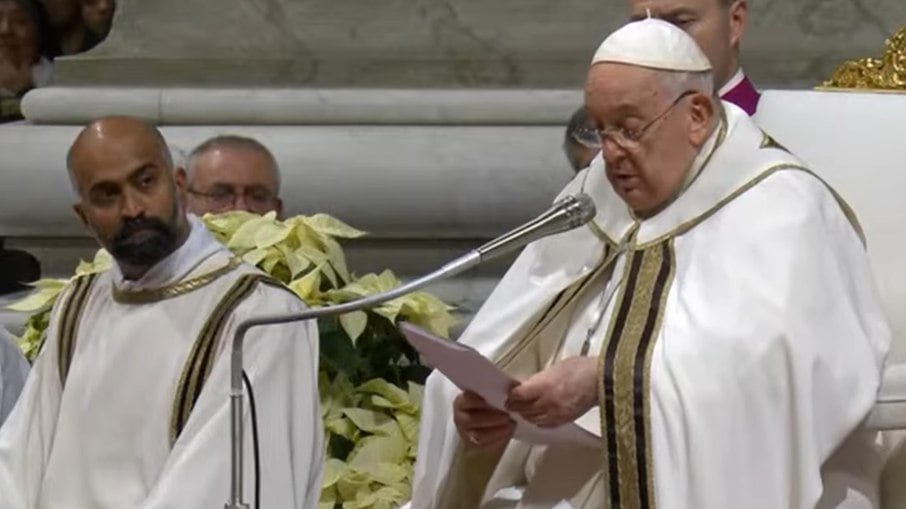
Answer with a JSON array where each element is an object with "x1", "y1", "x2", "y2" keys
[{"x1": 599, "y1": 240, "x2": 675, "y2": 509}]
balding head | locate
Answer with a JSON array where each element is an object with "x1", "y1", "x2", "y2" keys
[
  {"x1": 67, "y1": 116, "x2": 172, "y2": 188},
  {"x1": 68, "y1": 116, "x2": 189, "y2": 281}
]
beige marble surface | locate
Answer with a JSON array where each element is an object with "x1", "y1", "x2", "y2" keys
[{"x1": 54, "y1": 0, "x2": 906, "y2": 88}]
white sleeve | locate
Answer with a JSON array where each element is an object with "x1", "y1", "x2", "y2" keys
[
  {"x1": 0, "y1": 304, "x2": 67, "y2": 509},
  {"x1": 138, "y1": 286, "x2": 323, "y2": 509},
  {"x1": 0, "y1": 327, "x2": 30, "y2": 424}
]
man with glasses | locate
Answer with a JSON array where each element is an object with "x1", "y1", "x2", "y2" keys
[
  {"x1": 563, "y1": 106, "x2": 601, "y2": 174},
  {"x1": 411, "y1": 18, "x2": 887, "y2": 509},
  {"x1": 564, "y1": 0, "x2": 757, "y2": 175},
  {"x1": 181, "y1": 134, "x2": 283, "y2": 217},
  {"x1": 0, "y1": 117, "x2": 322, "y2": 508}
]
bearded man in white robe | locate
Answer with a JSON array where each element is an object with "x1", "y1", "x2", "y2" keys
[
  {"x1": 410, "y1": 19, "x2": 890, "y2": 509},
  {"x1": 0, "y1": 116, "x2": 323, "y2": 508}
]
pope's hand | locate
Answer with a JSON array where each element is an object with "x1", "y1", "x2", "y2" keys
[
  {"x1": 505, "y1": 356, "x2": 598, "y2": 428},
  {"x1": 453, "y1": 391, "x2": 515, "y2": 450}
]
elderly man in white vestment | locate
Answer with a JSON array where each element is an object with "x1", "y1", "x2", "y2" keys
[
  {"x1": 0, "y1": 116, "x2": 323, "y2": 508},
  {"x1": 409, "y1": 19, "x2": 890, "y2": 509}
]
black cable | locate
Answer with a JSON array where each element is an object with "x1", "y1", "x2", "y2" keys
[{"x1": 242, "y1": 370, "x2": 262, "y2": 509}]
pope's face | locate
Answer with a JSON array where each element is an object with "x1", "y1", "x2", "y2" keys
[
  {"x1": 585, "y1": 63, "x2": 714, "y2": 217},
  {"x1": 627, "y1": 0, "x2": 746, "y2": 90}
]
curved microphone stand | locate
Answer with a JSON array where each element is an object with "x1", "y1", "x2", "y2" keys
[{"x1": 225, "y1": 193, "x2": 596, "y2": 508}]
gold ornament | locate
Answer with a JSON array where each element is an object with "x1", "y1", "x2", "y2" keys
[{"x1": 821, "y1": 24, "x2": 906, "y2": 91}]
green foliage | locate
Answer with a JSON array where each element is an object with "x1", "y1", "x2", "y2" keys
[{"x1": 9, "y1": 211, "x2": 455, "y2": 509}]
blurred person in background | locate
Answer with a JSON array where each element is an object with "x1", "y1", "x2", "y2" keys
[
  {"x1": 80, "y1": 0, "x2": 112, "y2": 39},
  {"x1": 0, "y1": 0, "x2": 55, "y2": 120},
  {"x1": 562, "y1": 105, "x2": 600, "y2": 173},
  {"x1": 38, "y1": 0, "x2": 98, "y2": 55},
  {"x1": 181, "y1": 135, "x2": 284, "y2": 217}
]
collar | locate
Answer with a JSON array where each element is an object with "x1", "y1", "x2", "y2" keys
[
  {"x1": 719, "y1": 68, "x2": 745, "y2": 98},
  {"x1": 112, "y1": 214, "x2": 229, "y2": 291},
  {"x1": 581, "y1": 102, "x2": 770, "y2": 247}
]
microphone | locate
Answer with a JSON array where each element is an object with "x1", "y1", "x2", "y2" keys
[{"x1": 225, "y1": 193, "x2": 597, "y2": 508}]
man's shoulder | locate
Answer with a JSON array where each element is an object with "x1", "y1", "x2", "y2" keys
[
  {"x1": 724, "y1": 168, "x2": 860, "y2": 240},
  {"x1": 227, "y1": 263, "x2": 305, "y2": 310}
]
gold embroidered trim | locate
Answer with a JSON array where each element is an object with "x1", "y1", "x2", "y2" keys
[
  {"x1": 598, "y1": 240, "x2": 675, "y2": 509},
  {"x1": 582, "y1": 109, "x2": 728, "y2": 238},
  {"x1": 112, "y1": 256, "x2": 241, "y2": 304},
  {"x1": 681, "y1": 107, "x2": 729, "y2": 191},
  {"x1": 56, "y1": 273, "x2": 99, "y2": 387},
  {"x1": 759, "y1": 131, "x2": 790, "y2": 153},
  {"x1": 169, "y1": 273, "x2": 296, "y2": 445},
  {"x1": 635, "y1": 164, "x2": 864, "y2": 249},
  {"x1": 169, "y1": 273, "x2": 265, "y2": 445}
]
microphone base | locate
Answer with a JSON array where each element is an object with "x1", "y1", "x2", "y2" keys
[{"x1": 224, "y1": 504, "x2": 250, "y2": 509}]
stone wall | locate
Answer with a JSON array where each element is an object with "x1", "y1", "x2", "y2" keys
[{"x1": 55, "y1": 0, "x2": 906, "y2": 89}]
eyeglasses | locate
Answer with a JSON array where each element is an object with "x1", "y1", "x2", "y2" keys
[
  {"x1": 581, "y1": 90, "x2": 697, "y2": 151},
  {"x1": 187, "y1": 187, "x2": 277, "y2": 212}
]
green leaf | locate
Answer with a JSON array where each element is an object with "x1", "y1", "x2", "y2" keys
[
  {"x1": 339, "y1": 311, "x2": 368, "y2": 343},
  {"x1": 75, "y1": 249, "x2": 113, "y2": 275},
  {"x1": 326, "y1": 415, "x2": 358, "y2": 441},
  {"x1": 278, "y1": 244, "x2": 312, "y2": 278},
  {"x1": 321, "y1": 236, "x2": 352, "y2": 283},
  {"x1": 346, "y1": 432, "x2": 407, "y2": 472},
  {"x1": 305, "y1": 213, "x2": 367, "y2": 239},
  {"x1": 225, "y1": 214, "x2": 271, "y2": 249},
  {"x1": 355, "y1": 462, "x2": 408, "y2": 486},
  {"x1": 288, "y1": 266, "x2": 322, "y2": 302},
  {"x1": 260, "y1": 246, "x2": 283, "y2": 273},
  {"x1": 341, "y1": 408, "x2": 394, "y2": 435},
  {"x1": 407, "y1": 381, "x2": 425, "y2": 405},
  {"x1": 336, "y1": 468, "x2": 372, "y2": 503},
  {"x1": 322, "y1": 458, "x2": 348, "y2": 489},
  {"x1": 295, "y1": 245, "x2": 339, "y2": 289},
  {"x1": 346, "y1": 485, "x2": 408, "y2": 509},
  {"x1": 396, "y1": 413, "x2": 419, "y2": 442},
  {"x1": 253, "y1": 216, "x2": 292, "y2": 249},
  {"x1": 7, "y1": 285, "x2": 66, "y2": 312},
  {"x1": 241, "y1": 247, "x2": 269, "y2": 267},
  {"x1": 358, "y1": 379, "x2": 412, "y2": 409}
]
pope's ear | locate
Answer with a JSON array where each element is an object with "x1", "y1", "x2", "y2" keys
[{"x1": 687, "y1": 93, "x2": 716, "y2": 145}]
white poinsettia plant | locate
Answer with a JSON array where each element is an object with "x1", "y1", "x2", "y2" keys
[{"x1": 10, "y1": 211, "x2": 456, "y2": 509}]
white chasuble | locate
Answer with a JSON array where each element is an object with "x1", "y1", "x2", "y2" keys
[
  {"x1": 0, "y1": 217, "x2": 323, "y2": 508},
  {"x1": 411, "y1": 102, "x2": 890, "y2": 509}
]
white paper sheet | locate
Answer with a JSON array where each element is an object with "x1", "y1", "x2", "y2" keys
[{"x1": 399, "y1": 322, "x2": 600, "y2": 449}]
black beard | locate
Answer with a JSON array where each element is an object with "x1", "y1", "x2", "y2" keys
[{"x1": 110, "y1": 216, "x2": 178, "y2": 267}]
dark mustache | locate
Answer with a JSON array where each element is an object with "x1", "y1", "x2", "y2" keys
[{"x1": 114, "y1": 216, "x2": 171, "y2": 243}]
